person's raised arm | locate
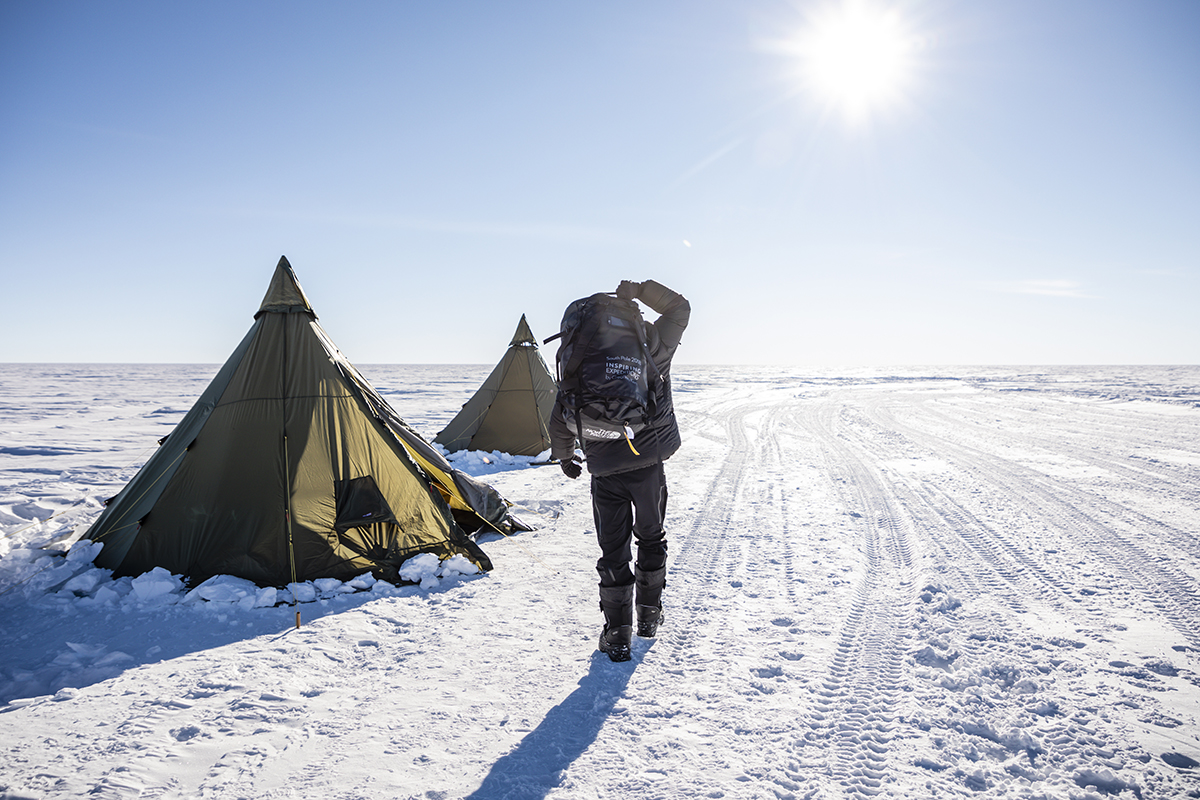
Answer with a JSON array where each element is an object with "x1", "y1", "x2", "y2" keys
[{"x1": 617, "y1": 279, "x2": 690, "y2": 354}]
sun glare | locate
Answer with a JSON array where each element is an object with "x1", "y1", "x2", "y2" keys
[{"x1": 795, "y1": 2, "x2": 916, "y2": 123}]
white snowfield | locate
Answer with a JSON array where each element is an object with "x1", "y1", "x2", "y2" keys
[{"x1": 1, "y1": 364, "x2": 1199, "y2": 800}]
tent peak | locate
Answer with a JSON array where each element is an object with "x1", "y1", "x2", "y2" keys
[
  {"x1": 509, "y1": 314, "x2": 537, "y2": 347},
  {"x1": 256, "y1": 256, "x2": 316, "y2": 318}
]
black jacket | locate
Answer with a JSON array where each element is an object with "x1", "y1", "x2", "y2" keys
[{"x1": 550, "y1": 280, "x2": 691, "y2": 477}]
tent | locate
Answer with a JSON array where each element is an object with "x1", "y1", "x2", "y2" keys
[
  {"x1": 82, "y1": 256, "x2": 524, "y2": 587},
  {"x1": 434, "y1": 315, "x2": 557, "y2": 457}
]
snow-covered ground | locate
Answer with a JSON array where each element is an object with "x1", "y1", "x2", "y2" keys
[{"x1": 2, "y1": 363, "x2": 1199, "y2": 800}]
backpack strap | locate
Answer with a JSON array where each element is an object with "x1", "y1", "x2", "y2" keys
[
  {"x1": 560, "y1": 298, "x2": 611, "y2": 383},
  {"x1": 631, "y1": 312, "x2": 662, "y2": 416}
]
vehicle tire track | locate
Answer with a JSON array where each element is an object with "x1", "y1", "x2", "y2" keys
[
  {"x1": 796, "y1": 391, "x2": 1181, "y2": 799},
  {"x1": 784, "y1": 401, "x2": 918, "y2": 799},
  {"x1": 623, "y1": 401, "x2": 803, "y2": 798},
  {"x1": 665, "y1": 403, "x2": 753, "y2": 659},
  {"x1": 895, "y1": 398, "x2": 1200, "y2": 554},
  {"x1": 865, "y1": 401, "x2": 1200, "y2": 651}
]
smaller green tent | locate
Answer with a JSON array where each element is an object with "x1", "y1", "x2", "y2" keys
[{"x1": 434, "y1": 315, "x2": 557, "y2": 457}]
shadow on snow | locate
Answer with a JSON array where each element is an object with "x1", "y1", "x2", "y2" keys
[
  {"x1": 0, "y1": 573, "x2": 483, "y2": 709},
  {"x1": 464, "y1": 647, "x2": 646, "y2": 800}
]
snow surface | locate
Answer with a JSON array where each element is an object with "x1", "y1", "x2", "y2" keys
[{"x1": 2, "y1": 363, "x2": 1200, "y2": 799}]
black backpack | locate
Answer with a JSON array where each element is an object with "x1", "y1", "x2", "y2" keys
[{"x1": 545, "y1": 293, "x2": 660, "y2": 454}]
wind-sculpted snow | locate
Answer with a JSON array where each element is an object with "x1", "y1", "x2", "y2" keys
[{"x1": 1, "y1": 364, "x2": 1199, "y2": 799}]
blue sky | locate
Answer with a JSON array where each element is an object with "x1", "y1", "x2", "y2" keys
[{"x1": 2, "y1": 1, "x2": 1197, "y2": 365}]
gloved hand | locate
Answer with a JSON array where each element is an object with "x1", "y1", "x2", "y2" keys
[
  {"x1": 615, "y1": 280, "x2": 642, "y2": 301},
  {"x1": 560, "y1": 455, "x2": 583, "y2": 479}
]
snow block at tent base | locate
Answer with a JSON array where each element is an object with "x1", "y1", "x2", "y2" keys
[{"x1": 10, "y1": 539, "x2": 484, "y2": 611}]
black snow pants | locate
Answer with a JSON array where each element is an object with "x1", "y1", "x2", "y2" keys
[{"x1": 591, "y1": 461, "x2": 668, "y2": 589}]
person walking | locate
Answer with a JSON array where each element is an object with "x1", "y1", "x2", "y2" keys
[{"x1": 551, "y1": 279, "x2": 690, "y2": 662}]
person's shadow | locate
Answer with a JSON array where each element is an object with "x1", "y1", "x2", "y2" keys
[{"x1": 464, "y1": 647, "x2": 646, "y2": 799}]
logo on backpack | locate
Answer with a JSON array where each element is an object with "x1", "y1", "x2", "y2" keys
[{"x1": 545, "y1": 294, "x2": 660, "y2": 451}]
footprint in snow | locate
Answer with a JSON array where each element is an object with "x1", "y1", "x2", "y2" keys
[
  {"x1": 171, "y1": 725, "x2": 202, "y2": 742},
  {"x1": 1162, "y1": 752, "x2": 1200, "y2": 769}
]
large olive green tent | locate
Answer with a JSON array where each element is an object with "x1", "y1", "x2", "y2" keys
[
  {"x1": 82, "y1": 256, "x2": 522, "y2": 587},
  {"x1": 433, "y1": 315, "x2": 556, "y2": 457}
]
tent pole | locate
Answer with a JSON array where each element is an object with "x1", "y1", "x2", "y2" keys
[
  {"x1": 285, "y1": 433, "x2": 300, "y2": 629},
  {"x1": 282, "y1": 312, "x2": 301, "y2": 629}
]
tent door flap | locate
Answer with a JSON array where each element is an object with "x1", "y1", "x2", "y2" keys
[{"x1": 334, "y1": 475, "x2": 398, "y2": 531}]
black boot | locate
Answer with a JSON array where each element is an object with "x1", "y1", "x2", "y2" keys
[
  {"x1": 634, "y1": 566, "x2": 666, "y2": 638},
  {"x1": 636, "y1": 604, "x2": 662, "y2": 638},
  {"x1": 598, "y1": 585, "x2": 633, "y2": 662},
  {"x1": 598, "y1": 624, "x2": 632, "y2": 662}
]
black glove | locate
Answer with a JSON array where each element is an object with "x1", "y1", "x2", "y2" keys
[
  {"x1": 615, "y1": 280, "x2": 642, "y2": 301},
  {"x1": 560, "y1": 455, "x2": 583, "y2": 479}
]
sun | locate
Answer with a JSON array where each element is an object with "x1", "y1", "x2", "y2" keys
[{"x1": 794, "y1": 1, "x2": 917, "y2": 123}]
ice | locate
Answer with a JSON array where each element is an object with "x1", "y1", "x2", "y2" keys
[
  {"x1": 130, "y1": 567, "x2": 183, "y2": 603},
  {"x1": 186, "y1": 575, "x2": 261, "y2": 604},
  {"x1": 399, "y1": 552, "x2": 441, "y2": 589},
  {"x1": 438, "y1": 554, "x2": 480, "y2": 577}
]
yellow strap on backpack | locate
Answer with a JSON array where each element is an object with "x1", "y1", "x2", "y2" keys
[{"x1": 623, "y1": 425, "x2": 641, "y2": 456}]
